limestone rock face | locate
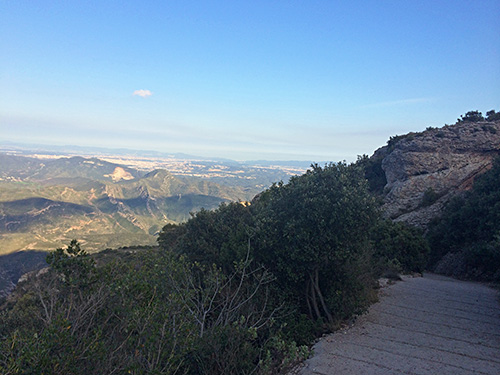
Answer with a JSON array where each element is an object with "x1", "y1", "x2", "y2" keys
[{"x1": 376, "y1": 121, "x2": 500, "y2": 228}]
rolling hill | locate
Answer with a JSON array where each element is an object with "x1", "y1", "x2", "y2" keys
[{"x1": 0, "y1": 154, "x2": 254, "y2": 254}]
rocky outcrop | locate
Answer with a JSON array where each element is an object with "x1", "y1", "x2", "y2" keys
[{"x1": 375, "y1": 121, "x2": 500, "y2": 228}]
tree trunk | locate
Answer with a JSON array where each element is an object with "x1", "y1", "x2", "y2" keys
[
  {"x1": 308, "y1": 274, "x2": 321, "y2": 320},
  {"x1": 313, "y1": 269, "x2": 333, "y2": 324},
  {"x1": 305, "y1": 281, "x2": 313, "y2": 319}
]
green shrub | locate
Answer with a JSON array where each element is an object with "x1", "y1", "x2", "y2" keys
[
  {"x1": 372, "y1": 220, "x2": 429, "y2": 273},
  {"x1": 253, "y1": 163, "x2": 379, "y2": 326},
  {"x1": 464, "y1": 241, "x2": 500, "y2": 281},
  {"x1": 456, "y1": 110, "x2": 484, "y2": 123},
  {"x1": 427, "y1": 156, "x2": 500, "y2": 281},
  {"x1": 486, "y1": 110, "x2": 500, "y2": 121},
  {"x1": 421, "y1": 187, "x2": 440, "y2": 207},
  {"x1": 356, "y1": 154, "x2": 387, "y2": 195}
]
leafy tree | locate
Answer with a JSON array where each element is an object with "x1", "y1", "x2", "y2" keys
[
  {"x1": 159, "y1": 202, "x2": 255, "y2": 272},
  {"x1": 456, "y1": 110, "x2": 484, "y2": 123},
  {"x1": 45, "y1": 239, "x2": 96, "y2": 288},
  {"x1": 486, "y1": 109, "x2": 500, "y2": 122},
  {"x1": 253, "y1": 163, "x2": 379, "y2": 324},
  {"x1": 157, "y1": 222, "x2": 186, "y2": 250}
]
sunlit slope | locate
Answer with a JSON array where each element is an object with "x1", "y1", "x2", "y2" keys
[{"x1": 0, "y1": 155, "x2": 251, "y2": 254}]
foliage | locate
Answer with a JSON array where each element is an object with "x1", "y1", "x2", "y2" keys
[
  {"x1": 158, "y1": 162, "x2": 387, "y2": 338},
  {"x1": 486, "y1": 109, "x2": 500, "y2": 122},
  {"x1": 1, "y1": 247, "x2": 197, "y2": 374},
  {"x1": 1, "y1": 242, "x2": 300, "y2": 374},
  {"x1": 160, "y1": 202, "x2": 255, "y2": 272},
  {"x1": 420, "y1": 187, "x2": 440, "y2": 207},
  {"x1": 456, "y1": 110, "x2": 484, "y2": 123},
  {"x1": 371, "y1": 220, "x2": 429, "y2": 273},
  {"x1": 157, "y1": 222, "x2": 187, "y2": 250},
  {"x1": 356, "y1": 155, "x2": 387, "y2": 195},
  {"x1": 427, "y1": 156, "x2": 500, "y2": 281},
  {"x1": 45, "y1": 240, "x2": 96, "y2": 288},
  {"x1": 252, "y1": 163, "x2": 379, "y2": 325},
  {"x1": 386, "y1": 133, "x2": 414, "y2": 151},
  {"x1": 386, "y1": 131, "x2": 427, "y2": 152}
]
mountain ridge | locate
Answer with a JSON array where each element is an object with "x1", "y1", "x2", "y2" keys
[
  {"x1": 0, "y1": 154, "x2": 253, "y2": 254},
  {"x1": 371, "y1": 119, "x2": 500, "y2": 228}
]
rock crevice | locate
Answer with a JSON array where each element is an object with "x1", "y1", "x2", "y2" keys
[{"x1": 374, "y1": 121, "x2": 500, "y2": 228}]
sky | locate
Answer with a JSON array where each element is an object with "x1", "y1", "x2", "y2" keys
[{"x1": 1, "y1": 1, "x2": 499, "y2": 162}]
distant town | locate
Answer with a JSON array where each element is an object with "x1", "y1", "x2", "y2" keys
[{"x1": 0, "y1": 142, "x2": 310, "y2": 182}]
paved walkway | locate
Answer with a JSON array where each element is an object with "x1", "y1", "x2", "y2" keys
[{"x1": 297, "y1": 274, "x2": 500, "y2": 375}]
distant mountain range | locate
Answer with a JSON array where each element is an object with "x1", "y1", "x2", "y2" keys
[
  {"x1": 0, "y1": 141, "x2": 318, "y2": 167},
  {"x1": 0, "y1": 152, "x2": 301, "y2": 254}
]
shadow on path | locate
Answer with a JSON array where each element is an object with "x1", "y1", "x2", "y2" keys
[{"x1": 297, "y1": 274, "x2": 500, "y2": 375}]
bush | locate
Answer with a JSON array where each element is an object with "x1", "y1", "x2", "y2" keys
[
  {"x1": 159, "y1": 202, "x2": 254, "y2": 272},
  {"x1": 486, "y1": 110, "x2": 500, "y2": 122},
  {"x1": 372, "y1": 220, "x2": 429, "y2": 273},
  {"x1": 421, "y1": 187, "x2": 440, "y2": 207},
  {"x1": 356, "y1": 154, "x2": 387, "y2": 195},
  {"x1": 427, "y1": 156, "x2": 500, "y2": 281},
  {"x1": 434, "y1": 242, "x2": 500, "y2": 282},
  {"x1": 0, "y1": 245, "x2": 289, "y2": 375},
  {"x1": 252, "y1": 163, "x2": 379, "y2": 326},
  {"x1": 456, "y1": 110, "x2": 484, "y2": 123},
  {"x1": 464, "y1": 241, "x2": 500, "y2": 281}
]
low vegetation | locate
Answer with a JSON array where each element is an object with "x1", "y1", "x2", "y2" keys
[
  {"x1": 456, "y1": 109, "x2": 500, "y2": 123},
  {"x1": 427, "y1": 156, "x2": 500, "y2": 282},
  {"x1": 372, "y1": 220, "x2": 429, "y2": 275}
]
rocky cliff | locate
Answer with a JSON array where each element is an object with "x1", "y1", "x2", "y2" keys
[{"x1": 373, "y1": 120, "x2": 500, "y2": 228}]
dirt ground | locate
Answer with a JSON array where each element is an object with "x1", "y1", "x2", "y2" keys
[{"x1": 294, "y1": 273, "x2": 500, "y2": 375}]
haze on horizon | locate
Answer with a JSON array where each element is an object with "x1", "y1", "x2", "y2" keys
[{"x1": 1, "y1": 1, "x2": 499, "y2": 162}]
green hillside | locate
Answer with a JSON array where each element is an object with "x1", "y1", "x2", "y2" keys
[
  {"x1": 0, "y1": 154, "x2": 252, "y2": 255},
  {"x1": 0, "y1": 155, "x2": 143, "y2": 182}
]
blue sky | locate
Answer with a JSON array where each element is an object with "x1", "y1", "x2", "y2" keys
[{"x1": 1, "y1": 1, "x2": 499, "y2": 161}]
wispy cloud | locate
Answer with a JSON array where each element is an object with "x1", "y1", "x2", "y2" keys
[
  {"x1": 133, "y1": 89, "x2": 153, "y2": 98},
  {"x1": 361, "y1": 97, "x2": 435, "y2": 108}
]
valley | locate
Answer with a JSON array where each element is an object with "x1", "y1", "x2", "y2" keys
[{"x1": 0, "y1": 147, "x2": 308, "y2": 255}]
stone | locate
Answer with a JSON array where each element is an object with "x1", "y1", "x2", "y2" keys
[{"x1": 374, "y1": 121, "x2": 500, "y2": 228}]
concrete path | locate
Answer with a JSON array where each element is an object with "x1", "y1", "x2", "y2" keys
[{"x1": 296, "y1": 274, "x2": 500, "y2": 375}]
